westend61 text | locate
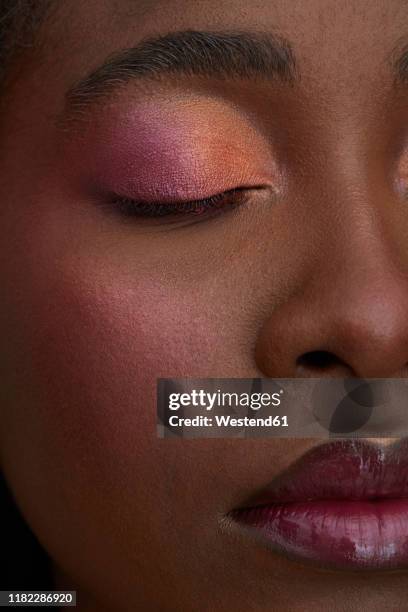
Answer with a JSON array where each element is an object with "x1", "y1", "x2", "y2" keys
[{"x1": 168, "y1": 415, "x2": 289, "y2": 427}]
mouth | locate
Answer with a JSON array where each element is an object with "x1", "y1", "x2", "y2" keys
[{"x1": 230, "y1": 439, "x2": 408, "y2": 570}]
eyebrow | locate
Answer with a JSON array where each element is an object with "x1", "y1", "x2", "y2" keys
[
  {"x1": 63, "y1": 29, "x2": 298, "y2": 116},
  {"x1": 62, "y1": 29, "x2": 408, "y2": 124}
]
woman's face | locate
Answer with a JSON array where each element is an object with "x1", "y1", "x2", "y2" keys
[{"x1": 1, "y1": 0, "x2": 408, "y2": 609}]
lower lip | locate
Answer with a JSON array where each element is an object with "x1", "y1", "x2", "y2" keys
[{"x1": 232, "y1": 499, "x2": 408, "y2": 570}]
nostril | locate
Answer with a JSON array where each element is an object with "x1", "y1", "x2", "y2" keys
[{"x1": 296, "y1": 350, "x2": 345, "y2": 371}]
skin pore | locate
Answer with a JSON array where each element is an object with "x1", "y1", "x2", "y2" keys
[{"x1": 1, "y1": 0, "x2": 408, "y2": 610}]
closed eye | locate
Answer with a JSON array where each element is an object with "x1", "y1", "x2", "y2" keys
[{"x1": 108, "y1": 187, "x2": 253, "y2": 222}]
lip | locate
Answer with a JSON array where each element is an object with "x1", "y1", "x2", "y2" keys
[{"x1": 230, "y1": 439, "x2": 408, "y2": 570}]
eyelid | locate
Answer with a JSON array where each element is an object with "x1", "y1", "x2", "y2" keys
[{"x1": 106, "y1": 186, "x2": 255, "y2": 222}]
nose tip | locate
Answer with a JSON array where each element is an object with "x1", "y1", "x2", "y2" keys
[
  {"x1": 255, "y1": 268, "x2": 408, "y2": 379},
  {"x1": 333, "y1": 292, "x2": 408, "y2": 376}
]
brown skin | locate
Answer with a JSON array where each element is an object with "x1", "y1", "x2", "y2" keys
[{"x1": 1, "y1": 0, "x2": 408, "y2": 610}]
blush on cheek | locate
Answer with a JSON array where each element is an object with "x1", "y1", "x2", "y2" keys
[
  {"x1": 0, "y1": 262, "x2": 223, "y2": 570},
  {"x1": 21, "y1": 269, "x2": 220, "y2": 460},
  {"x1": 0, "y1": 260, "x2": 226, "y2": 601}
]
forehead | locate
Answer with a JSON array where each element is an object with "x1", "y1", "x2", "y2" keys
[{"x1": 41, "y1": 0, "x2": 407, "y2": 73}]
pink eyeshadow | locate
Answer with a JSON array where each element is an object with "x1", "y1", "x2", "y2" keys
[{"x1": 66, "y1": 98, "x2": 276, "y2": 200}]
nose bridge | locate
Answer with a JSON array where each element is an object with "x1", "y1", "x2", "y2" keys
[
  {"x1": 317, "y1": 118, "x2": 408, "y2": 285},
  {"x1": 311, "y1": 225, "x2": 408, "y2": 355},
  {"x1": 304, "y1": 97, "x2": 406, "y2": 284},
  {"x1": 315, "y1": 187, "x2": 403, "y2": 299},
  {"x1": 315, "y1": 157, "x2": 408, "y2": 332},
  {"x1": 301, "y1": 66, "x2": 393, "y2": 201},
  {"x1": 255, "y1": 149, "x2": 408, "y2": 378}
]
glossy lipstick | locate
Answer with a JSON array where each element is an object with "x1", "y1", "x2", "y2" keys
[{"x1": 231, "y1": 440, "x2": 408, "y2": 570}]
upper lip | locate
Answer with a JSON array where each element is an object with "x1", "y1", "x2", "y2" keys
[{"x1": 236, "y1": 439, "x2": 408, "y2": 509}]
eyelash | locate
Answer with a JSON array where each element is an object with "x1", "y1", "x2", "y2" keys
[{"x1": 110, "y1": 188, "x2": 248, "y2": 220}]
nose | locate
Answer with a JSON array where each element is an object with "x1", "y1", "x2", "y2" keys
[{"x1": 255, "y1": 205, "x2": 408, "y2": 379}]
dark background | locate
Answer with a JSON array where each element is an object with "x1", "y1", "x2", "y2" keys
[{"x1": 1, "y1": 472, "x2": 53, "y2": 590}]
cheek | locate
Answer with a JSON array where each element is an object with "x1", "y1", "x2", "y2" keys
[
  {"x1": 1, "y1": 259, "x2": 240, "y2": 547},
  {"x1": 0, "y1": 264, "x2": 234, "y2": 597},
  {"x1": 4, "y1": 267, "x2": 222, "y2": 456},
  {"x1": 0, "y1": 249, "x2": 299, "y2": 603}
]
